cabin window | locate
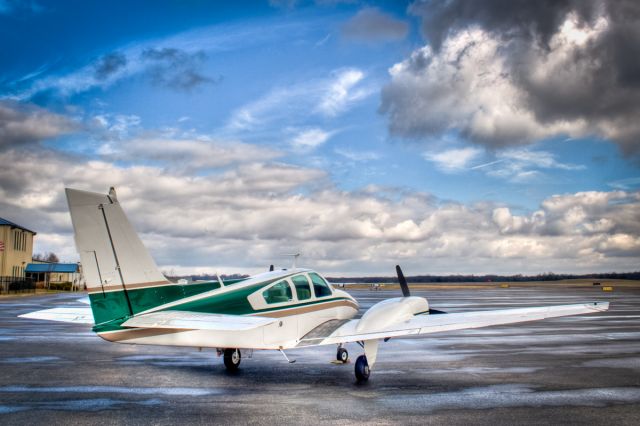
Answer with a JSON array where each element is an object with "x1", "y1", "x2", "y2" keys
[
  {"x1": 262, "y1": 280, "x2": 292, "y2": 304},
  {"x1": 292, "y1": 275, "x2": 312, "y2": 301},
  {"x1": 309, "y1": 273, "x2": 332, "y2": 297}
]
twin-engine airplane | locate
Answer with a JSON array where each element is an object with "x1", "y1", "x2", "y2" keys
[{"x1": 21, "y1": 188, "x2": 610, "y2": 381}]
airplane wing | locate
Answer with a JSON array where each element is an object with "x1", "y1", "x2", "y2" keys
[
  {"x1": 19, "y1": 307, "x2": 94, "y2": 324},
  {"x1": 121, "y1": 311, "x2": 277, "y2": 331},
  {"x1": 298, "y1": 302, "x2": 609, "y2": 347}
]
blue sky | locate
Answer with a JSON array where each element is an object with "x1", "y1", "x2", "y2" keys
[{"x1": 1, "y1": 0, "x2": 639, "y2": 275}]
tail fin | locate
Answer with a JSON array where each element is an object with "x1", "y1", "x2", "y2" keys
[{"x1": 66, "y1": 188, "x2": 169, "y2": 324}]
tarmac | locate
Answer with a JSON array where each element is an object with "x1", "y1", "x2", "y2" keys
[{"x1": 1, "y1": 286, "x2": 639, "y2": 425}]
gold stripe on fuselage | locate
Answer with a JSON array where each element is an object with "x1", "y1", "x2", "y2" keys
[
  {"x1": 251, "y1": 299, "x2": 359, "y2": 318},
  {"x1": 87, "y1": 280, "x2": 173, "y2": 294}
]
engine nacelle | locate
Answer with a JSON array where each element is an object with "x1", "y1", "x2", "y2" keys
[{"x1": 355, "y1": 296, "x2": 429, "y2": 334}]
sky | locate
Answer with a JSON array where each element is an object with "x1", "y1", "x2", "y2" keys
[{"x1": 1, "y1": 0, "x2": 639, "y2": 277}]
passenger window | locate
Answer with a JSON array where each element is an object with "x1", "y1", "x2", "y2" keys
[
  {"x1": 262, "y1": 280, "x2": 292, "y2": 304},
  {"x1": 309, "y1": 273, "x2": 332, "y2": 297},
  {"x1": 292, "y1": 275, "x2": 312, "y2": 301}
]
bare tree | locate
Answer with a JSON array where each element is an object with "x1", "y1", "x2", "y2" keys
[
  {"x1": 32, "y1": 253, "x2": 45, "y2": 261},
  {"x1": 34, "y1": 252, "x2": 60, "y2": 263}
]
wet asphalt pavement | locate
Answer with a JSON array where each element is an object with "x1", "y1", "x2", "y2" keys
[{"x1": 0, "y1": 286, "x2": 639, "y2": 425}]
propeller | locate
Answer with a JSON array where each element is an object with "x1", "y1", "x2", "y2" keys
[
  {"x1": 269, "y1": 264, "x2": 274, "y2": 272},
  {"x1": 396, "y1": 264, "x2": 410, "y2": 297}
]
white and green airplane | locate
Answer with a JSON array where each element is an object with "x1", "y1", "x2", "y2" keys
[{"x1": 21, "y1": 188, "x2": 610, "y2": 382}]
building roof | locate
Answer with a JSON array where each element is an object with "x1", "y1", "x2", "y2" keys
[
  {"x1": 26, "y1": 263, "x2": 79, "y2": 273},
  {"x1": 0, "y1": 217, "x2": 36, "y2": 234}
]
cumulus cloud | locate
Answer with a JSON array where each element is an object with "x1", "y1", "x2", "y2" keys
[
  {"x1": 382, "y1": 0, "x2": 640, "y2": 155},
  {"x1": 341, "y1": 7, "x2": 409, "y2": 42},
  {"x1": 1, "y1": 146, "x2": 638, "y2": 275},
  {"x1": 0, "y1": 101, "x2": 75, "y2": 149}
]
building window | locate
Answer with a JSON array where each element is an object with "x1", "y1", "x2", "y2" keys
[{"x1": 13, "y1": 230, "x2": 27, "y2": 251}]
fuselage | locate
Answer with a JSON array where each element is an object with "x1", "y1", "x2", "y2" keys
[{"x1": 92, "y1": 268, "x2": 360, "y2": 350}]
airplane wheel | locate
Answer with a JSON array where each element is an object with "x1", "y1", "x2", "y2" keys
[
  {"x1": 337, "y1": 347, "x2": 348, "y2": 363},
  {"x1": 354, "y1": 355, "x2": 370, "y2": 382},
  {"x1": 224, "y1": 348, "x2": 241, "y2": 371}
]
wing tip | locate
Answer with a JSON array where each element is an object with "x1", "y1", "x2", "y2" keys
[{"x1": 590, "y1": 301, "x2": 610, "y2": 311}]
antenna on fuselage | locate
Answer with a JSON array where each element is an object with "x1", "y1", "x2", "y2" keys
[
  {"x1": 216, "y1": 272, "x2": 224, "y2": 287},
  {"x1": 280, "y1": 253, "x2": 301, "y2": 269}
]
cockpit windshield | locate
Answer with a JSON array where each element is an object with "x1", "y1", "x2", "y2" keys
[
  {"x1": 292, "y1": 275, "x2": 312, "y2": 300},
  {"x1": 309, "y1": 272, "x2": 332, "y2": 297}
]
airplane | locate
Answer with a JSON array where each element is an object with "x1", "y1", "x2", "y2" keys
[{"x1": 20, "y1": 187, "x2": 610, "y2": 382}]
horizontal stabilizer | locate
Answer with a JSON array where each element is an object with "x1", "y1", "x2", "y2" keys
[
  {"x1": 121, "y1": 311, "x2": 277, "y2": 331},
  {"x1": 19, "y1": 307, "x2": 94, "y2": 324}
]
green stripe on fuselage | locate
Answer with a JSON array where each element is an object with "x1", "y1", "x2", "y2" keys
[{"x1": 89, "y1": 280, "x2": 246, "y2": 325}]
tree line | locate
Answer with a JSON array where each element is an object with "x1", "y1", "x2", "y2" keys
[
  {"x1": 326, "y1": 271, "x2": 640, "y2": 283},
  {"x1": 167, "y1": 271, "x2": 640, "y2": 283}
]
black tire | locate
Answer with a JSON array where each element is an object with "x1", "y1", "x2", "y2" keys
[
  {"x1": 354, "y1": 355, "x2": 370, "y2": 382},
  {"x1": 223, "y1": 348, "x2": 241, "y2": 371},
  {"x1": 337, "y1": 347, "x2": 348, "y2": 363}
]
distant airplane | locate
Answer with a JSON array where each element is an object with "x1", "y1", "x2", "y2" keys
[{"x1": 20, "y1": 188, "x2": 610, "y2": 381}]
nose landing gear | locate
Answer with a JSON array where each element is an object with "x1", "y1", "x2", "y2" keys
[{"x1": 336, "y1": 346, "x2": 349, "y2": 363}]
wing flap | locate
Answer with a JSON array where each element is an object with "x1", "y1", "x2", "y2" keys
[
  {"x1": 121, "y1": 311, "x2": 277, "y2": 331},
  {"x1": 300, "y1": 302, "x2": 609, "y2": 346},
  {"x1": 19, "y1": 307, "x2": 94, "y2": 324}
]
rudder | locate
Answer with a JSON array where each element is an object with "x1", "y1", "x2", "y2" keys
[{"x1": 66, "y1": 187, "x2": 169, "y2": 324}]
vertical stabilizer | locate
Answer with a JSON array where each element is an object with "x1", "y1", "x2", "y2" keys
[{"x1": 66, "y1": 188, "x2": 169, "y2": 324}]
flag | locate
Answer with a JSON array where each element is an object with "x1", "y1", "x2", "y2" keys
[{"x1": 0, "y1": 241, "x2": 4, "y2": 252}]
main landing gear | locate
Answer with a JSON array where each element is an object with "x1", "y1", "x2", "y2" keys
[
  {"x1": 223, "y1": 348, "x2": 241, "y2": 371},
  {"x1": 336, "y1": 346, "x2": 349, "y2": 363},
  {"x1": 354, "y1": 355, "x2": 370, "y2": 382},
  {"x1": 354, "y1": 340, "x2": 377, "y2": 382}
]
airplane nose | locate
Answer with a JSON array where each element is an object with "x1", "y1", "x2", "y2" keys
[{"x1": 334, "y1": 289, "x2": 358, "y2": 309}]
